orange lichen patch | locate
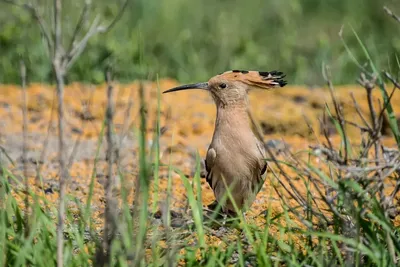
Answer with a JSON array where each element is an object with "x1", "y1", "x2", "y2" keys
[
  {"x1": 1, "y1": 80, "x2": 400, "y2": 256},
  {"x1": 249, "y1": 85, "x2": 400, "y2": 139}
]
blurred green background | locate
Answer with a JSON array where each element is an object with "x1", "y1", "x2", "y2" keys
[{"x1": 0, "y1": 0, "x2": 399, "y2": 85}]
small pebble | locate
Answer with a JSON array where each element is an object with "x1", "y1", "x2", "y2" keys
[{"x1": 44, "y1": 187, "x2": 54, "y2": 194}]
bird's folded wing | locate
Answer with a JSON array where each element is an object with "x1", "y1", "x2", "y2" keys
[{"x1": 205, "y1": 148, "x2": 217, "y2": 188}]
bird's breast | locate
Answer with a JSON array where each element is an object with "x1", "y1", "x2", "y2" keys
[{"x1": 210, "y1": 129, "x2": 263, "y2": 177}]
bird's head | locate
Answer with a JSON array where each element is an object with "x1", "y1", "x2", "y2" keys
[{"x1": 163, "y1": 70, "x2": 287, "y2": 108}]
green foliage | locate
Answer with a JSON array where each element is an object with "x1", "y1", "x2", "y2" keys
[{"x1": 1, "y1": 0, "x2": 400, "y2": 85}]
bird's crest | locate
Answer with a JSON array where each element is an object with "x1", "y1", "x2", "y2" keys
[{"x1": 217, "y1": 70, "x2": 287, "y2": 89}]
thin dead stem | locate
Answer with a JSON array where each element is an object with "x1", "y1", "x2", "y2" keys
[
  {"x1": 20, "y1": 60, "x2": 29, "y2": 237},
  {"x1": 323, "y1": 64, "x2": 349, "y2": 164},
  {"x1": 384, "y1": 6, "x2": 400, "y2": 24},
  {"x1": 100, "y1": 68, "x2": 118, "y2": 266},
  {"x1": 35, "y1": 90, "x2": 56, "y2": 187},
  {"x1": 384, "y1": 72, "x2": 400, "y2": 89},
  {"x1": 52, "y1": 1, "x2": 67, "y2": 265}
]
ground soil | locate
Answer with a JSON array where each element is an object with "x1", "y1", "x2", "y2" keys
[{"x1": 1, "y1": 80, "x2": 399, "y2": 244}]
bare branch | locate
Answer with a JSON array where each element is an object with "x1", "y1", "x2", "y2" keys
[
  {"x1": 323, "y1": 64, "x2": 349, "y2": 164},
  {"x1": 357, "y1": 73, "x2": 378, "y2": 128},
  {"x1": 340, "y1": 118, "x2": 371, "y2": 133},
  {"x1": 64, "y1": 15, "x2": 101, "y2": 70},
  {"x1": 384, "y1": 71, "x2": 400, "y2": 89},
  {"x1": 310, "y1": 145, "x2": 345, "y2": 165},
  {"x1": 320, "y1": 110, "x2": 334, "y2": 151},
  {"x1": 338, "y1": 156, "x2": 399, "y2": 173},
  {"x1": 376, "y1": 85, "x2": 397, "y2": 133},
  {"x1": 98, "y1": 67, "x2": 117, "y2": 266},
  {"x1": 350, "y1": 92, "x2": 372, "y2": 131},
  {"x1": 0, "y1": 145, "x2": 15, "y2": 167},
  {"x1": 116, "y1": 86, "x2": 134, "y2": 166},
  {"x1": 65, "y1": 0, "x2": 129, "y2": 70},
  {"x1": 20, "y1": 59, "x2": 28, "y2": 178},
  {"x1": 264, "y1": 146, "x2": 308, "y2": 209},
  {"x1": 64, "y1": 0, "x2": 129, "y2": 70},
  {"x1": 53, "y1": 0, "x2": 67, "y2": 266},
  {"x1": 35, "y1": 90, "x2": 56, "y2": 186},
  {"x1": 54, "y1": 0, "x2": 62, "y2": 58},
  {"x1": 20, "y1": 59, "x2": 30, "y2": 237},
  {"x1": 67, "y1": 0, "x2": 92, "y2": 54},
  {"x1": 1, "y1": 0, "x2": 54, "y2": 54},
  {"x1": 384, "y1": 6, "x2": 400, "y2": 24},
  {"x1": 98, "y1": 0, "x2": 129, "y2": 33},
  {"x1": 358, "y1": 73, "x2": 382, "y2": 166}
]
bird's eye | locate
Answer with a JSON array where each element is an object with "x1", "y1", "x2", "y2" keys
[{"x1": 219, "y1": 83, "x2": 227, "y2": 89}]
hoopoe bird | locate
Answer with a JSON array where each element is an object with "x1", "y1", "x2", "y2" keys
[{"x1": 163, "y1": 70, "x2": 287, "y2": 215}]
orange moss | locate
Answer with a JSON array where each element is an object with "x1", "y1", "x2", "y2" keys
[{"x1": 1, "y1": 80, "x2": 399, "y2": 253}]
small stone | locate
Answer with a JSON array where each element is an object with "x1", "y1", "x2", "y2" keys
[
  {"x1": 170, "y1": 210, "x2": 182, "y2": 218},
  {"x1": 0, "y1": 101, "x2": 10, "y2": 108},
  {"x1": 153, "y1": 210, "x2": 162, "y2": 219},
  {"x1": 171, "y1": 218, "x2": 185, "y2": 228},
  {"x1": 310, "y1": 100, "x2": 324, "y2": 109},
  {"x1": 29, "y1": 116, "x2": 41, "y2": 123},
  {"x1": 152, "y1": 209, "x2": 182, "y2": 219},
  {"x1": 160, "y1": 126, "x2": 168, "y2": 135},
  {"x1": 77, "y1": 110, "x2": 95, "y2": 121},
  {"x1": 292, "y1": 95, "x2": 307, "y2": 104},
  {"x1": 265, "y1": 139, "x2": 289, "y2": 152},
  {"x1": 44, "y1": 187, "x2": 54, "y2": 194},
  {"x1": 260, "y1": 122, "x2": 276, "y2": 135},
  {"x1": 71, "y1": 127, "x2": 83, "y2": 135},
  {"x1": 192, "y1": 123, "x2": 204, "y2": 135},
  {"x1": 214, "y1": 227, "x2": 229, "y2": 238}
]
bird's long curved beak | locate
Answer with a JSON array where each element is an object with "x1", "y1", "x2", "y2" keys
[{"x1": 163, "y1": 82, "x2": 209, "y2": 94}]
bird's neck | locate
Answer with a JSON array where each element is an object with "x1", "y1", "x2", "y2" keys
[{"x1": 215, "y1": 104, "x2": 251, "y2": 129}]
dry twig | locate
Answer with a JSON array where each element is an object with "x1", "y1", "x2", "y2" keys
[
  {"x1": 384, "y1": 6, "x2": 400, "y2": 24},
  {"x1": 20, "y1": 60, "x2": 30, "y2": 237},
  {"x1": 100, "y1": 68, "x2": 118, "y2": 266},
  {"x1": 323, "y1": 64, "x2": 350, "y2": 164}
]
